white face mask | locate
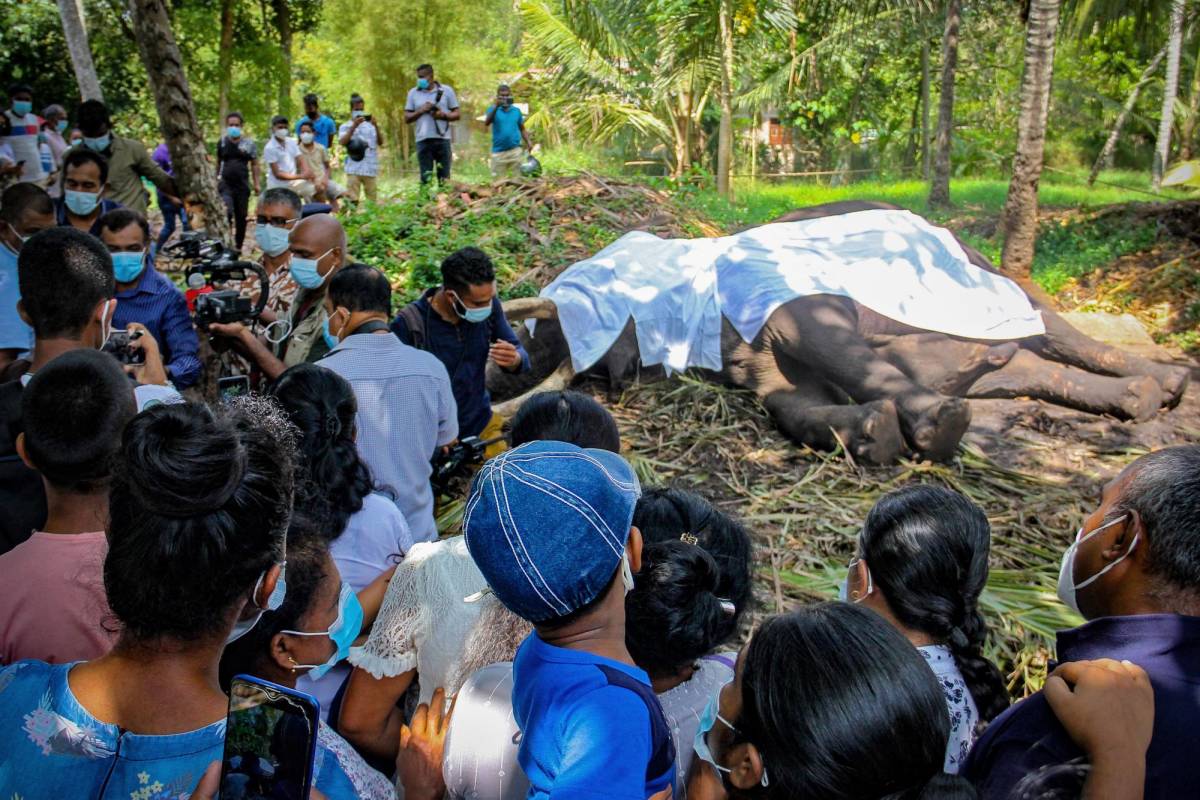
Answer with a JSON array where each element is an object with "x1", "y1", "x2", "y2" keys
[
  {"x1": 837, "y1": 558, "x2": 872, "y2": 603},
  {"x1": 621, "y1": 551, "x2": 635, "y2": 595},
  {"x1": 226, "y1": 564, "x2": 288, "y2": 644},
  {"x1": 273, "y1": 128, "x2": 288, "y2": 141},
  {"x1": 97, "y1": 299, "x2": 114, "y2": 348},
  {"x1": 1056, "y1": 515, "x2": 1134, "y2": 615}
]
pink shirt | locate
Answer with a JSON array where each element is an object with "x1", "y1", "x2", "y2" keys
[{"x1": 0, "y1": 531, "x2": 115, "y2": 664}]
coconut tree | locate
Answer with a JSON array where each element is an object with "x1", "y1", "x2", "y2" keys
[
  {"x1": 56, "y1": 0, "x2": 104, "y2": 101},
  {"x1": 1087, "y1": 44, "x2": 1167, "y2": 185},
  {"x1": 1152, "y1": 0, "x2": 1188, "y2": 190}
]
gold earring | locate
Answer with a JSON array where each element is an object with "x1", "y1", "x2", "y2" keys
[{"x1": 288, "y1": 655, "x2": 298, "y2": 674}]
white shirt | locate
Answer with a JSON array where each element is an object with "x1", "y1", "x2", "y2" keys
[
  {"x1": 338, "y1": 119, "x2": 379, "y2": 177},
  {"x1": 263, "y1": 135, "x2": 302, "y2": 188},
  {"x1": 919, "y1": 644, "x2": 980, "y2": 774},
  {"x1": 404, "y1": 84, "x2": 459, "y2": 141},
  {"x1": 2, "y1": 110, "x2": 44, "y2": 183}
]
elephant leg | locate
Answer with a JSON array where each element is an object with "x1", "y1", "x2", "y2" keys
[
  {"x1": 869, "y1": 333, "x2": 1021, "y2": 396},
  {"x1": 1031, "y1": 311, "x2": 1189, "y2": 408},
  {"x1": 966, "y1": 349, "x2": 1164, "y2": 421},
  {"x1": 764, "y1": 296, "x2": 970, "y2": 461}
]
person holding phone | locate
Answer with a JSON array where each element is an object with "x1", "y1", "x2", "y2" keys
[
  {"x1": 484, "y1": 84, "x2": 532, "y2": 178},
  {"x1": 338, "y1": 93, "x2": 380, "y2": 204},
  {"x1": 404, "y1": 64, "x2": 459, "y2": 185}
]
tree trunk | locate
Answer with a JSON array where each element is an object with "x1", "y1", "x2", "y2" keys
[
  {"x1": 921, "y1": 34, "x2": 931, "y2": 180},
  {"x1": 1152, "y1": 0, "x2": 1186, "y2": 191},
  {"x1": 1000, "y1": 0, "x2": 1061, "y2": 283},
  {"x1": 270, "y1": 0, "x2": 293, "y2": 114},
  {"x1": 1180, "y1": 35, "x2": 1200, "y2": 161},
  {"x1": 1088, "y1": 44, "x2": 1167, "y2": 186},
  {"x1": 929, "y1": 0, "x2": 961, "y2": 208},
  {"x1": 716, "y1": 0, "x2": 735, "y2": 199},
  {"x1": 217, "y1": 0, "x2": 236, "y2": 128},
  {"x1": 56, "y1": 0, "x2": 104, "y2": 102},
  {"x1": 126, "y1": 0, "x2": 231, "y2": 244}
]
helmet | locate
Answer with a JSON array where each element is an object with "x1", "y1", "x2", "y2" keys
[
  {"x1": 519, "y1": 155, "x2": 541, "y2": 177},
  {"x1": 345, "y1": 137, "x2": 368, "y2": 162}
]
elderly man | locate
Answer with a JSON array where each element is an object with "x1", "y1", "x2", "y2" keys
[
  {"x1": 210, "y1": 213, "x2": 347, "y2": 379},
  {"x1": 965, "y1": 445, "x2": 1200, "y2": 798},
  {"x1": 0, "y1": 183, "x2": 55, "y2": 372}
]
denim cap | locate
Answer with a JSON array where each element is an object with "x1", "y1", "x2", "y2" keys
[{"x1": 463, "y1": 440, "x2": 641, "y2": 623}]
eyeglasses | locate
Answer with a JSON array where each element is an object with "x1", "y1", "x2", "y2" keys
[{"x1": 256, "y1": 216, "x2": 299, "y2": 228}]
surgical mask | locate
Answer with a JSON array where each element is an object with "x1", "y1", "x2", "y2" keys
[
  {"x1": 3, "y1": 221, "x2": 29, "y2": 254},
  {"x1": 12, "y1": 100, "x2": 31, "y2": 116},
  {"x1": 417, "y1": 78, "x2": 430, "y2": 90},
  {"x1": 321, "y1": 315, "x2": 341, "y2": 351},
  {"x1": 70, "y1": 138, "x2": 82, "y2": 147},
  {"x1": 281, "y1": 582, "x2": 364, "y2": 680},
  {"x1": 289, "y1": 248, "x2": 333, "y2": 289},
  {"x1": 226, "y1": 564, "x2": 288, "y2": 644},
  {"x1": 56, "y1": 119, "x2": 68, "y2": 134},
  {"x1": 449, "y1": 291, "x2": 493, "y2": 323},
  {"x1": 97, "y1": 299, "x2": 114, "y2": 347},
  {"x1": 694, "y1": 690, "x2": 770, "y2": 788},
  {"x1": 255, "y1": 224, "x2": 291, "y2": 257},
  {"x1": 300, "y1": 131, "x2": 314, "y2": 144},
  {"x1": 837, "y1": 558, "x2": 872, "y2": 603},
  {"x1": 352, "y1": 110, "x2": 364, "y2": 119},
  {"x1": 273, "y1": 128, "x2": 288, "y2": 141},
  {"x1": 621, "y1": 552, "x2": 635, "y2": 595},
  {"x1": 83, "y1": 133, "x2": 111, "y2": 151},
  {"x1": 65, "y1": 189, "x2": 101, "y2": 217},
  {"x1": 111, "y1": 251, "x2": 146, "y2": 283},
  {"x1": 1056, "y1": 515, "x2": 1134, "y2": 615},
  {"x1": 227, "y1": 126, "x2": 242, "y2": 139}
]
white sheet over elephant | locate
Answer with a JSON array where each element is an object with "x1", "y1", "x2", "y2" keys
[{"x1": 537, "y1": 209, "x2": 1046, "y2": 373}]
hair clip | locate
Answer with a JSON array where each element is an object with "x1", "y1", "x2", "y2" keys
[
  {"x1": 718, "y1": 599, "x2": 736, "y2": 616},
  {"x1": 680, "y1": 532, "x2": 699, "y2": 546}
]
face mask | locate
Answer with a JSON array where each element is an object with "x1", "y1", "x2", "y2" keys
[
  {"x1": 289, "y1": 248, "x2": 333, "y2": 289},
  {"x1": 83, "y1": 133, "x2": 111, "y2": 152},
  {"x1": 111, "y1": 251, "x2": 146, "y2": 283},
  {"x1": 621, "y1": 552, "x2": 635, "y2": 595},
  {"x1": 300, "y1": 131, "x2": 314, "y2": 144},
  {"x1": 503, "y1": 97, "x2": 514, "y2": 107},
  {"x1": 226, "y1": 564, "x2": 288, "y2": 644},
  {"x1": 65, "y1": 189, "x2": 101, "y2": 217},
  {"x1": 96, "y1": 299, "x2": 115, "y2": 347},
  {"x1": 417, "y1": 78, "x2": 430, "y2": 90},
  {"x1": 281, "y1": 582, "x2": 364, "y2": 680},
  {"x1": 12, "y1": 100, "x2": 32, "y2": 116},
  {"x1": 694, "y1": 689, "x2": 770, "y2": 788},
  {"x1": 1056, "y1": 515, "x2": 1134, "y2": 615},
  {"x1": 70, "y1": 138, "x2": 82, "y2": 147},
  {"x1": 227, "y1": 126, "x2": 242, "y2": 139},
  {"x1": 837, "y1": 558, "x2": 872, "y2": 603},
  {"x1": 321, "y1": 314, "x2": 342, "y2": 351},
  {"x1": 56, "y1": 119, "x2": 68, "y2": 134},
  {"x1": 255, "y1": 224, "x2": 291, "y2": 257},
  {"x1": 352, "y1": 110, "x2": 364, "y2": 119},
  {"x1": 273, "y1": 128, "x2": 288, "y2": 141},
  {"x1": 449, "y1": 291, "x2": 493, "y2": 323},
  {"x1": 3, "y1": 221, "x2": 29, "y2": 255}
]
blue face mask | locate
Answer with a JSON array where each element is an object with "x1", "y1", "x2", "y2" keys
[
  {"x1": 694, "y1": 689, "x2": 769, "y2": 788},
  {"x1": 64, "y1": 189, "x2": 100, "y2": 217},
  {"x1": 83, "y1": 133, "x2": 111, "y2": 152},
  {"x1": 227, "y1": 125, "x2": 242, "y2": 139},
  {"x1": 282, "y1": 582, "x2": 364, "y2": 680},
  {"x1": 321, "y1": 314, "x2": 342, "y2": 351},
  {"x1": 226, "y1": 564, "x2": 288, "y2": 644},
  {"x1": 56, "y1": 119, "x2": 68, "y2": 134},
  {"x1": 450, "y1": 291, "x2": 493, "y2": 323},
  {"x1": 417, "y1": 78, "x2": 430, "y2": 90},
  {"x1": 111, "y1": 251, "x2": 146, "y2": 283},
  {"x1": 289, "y1": 248, "x2": 333, "y2": 289},
  {"x1": 254, "y1": 224, "x2": 291, "y2": 257},
  {"x1": 12, "y1": 100, "x2": 32, "y2": 116}
]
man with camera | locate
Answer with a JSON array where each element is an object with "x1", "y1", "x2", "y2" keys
[
  {"x1": 404, "y1": 64, "x2": 460, "y2": 185},
  {"x1": 484, "y1": 84, "x2": 533, "y2": 178},
  {"x1": 338, "y1": 93, "x2": 380, "y2": 204}
]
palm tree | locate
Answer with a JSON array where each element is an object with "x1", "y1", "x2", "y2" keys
[
  {"x1": 717, "y1": 0, "x2": 735, "y2": 198},
  {"x1": 1087, "y1": 44, "x2": 1167, "y2": 186},
  {"x1": 928, "y1": 0, "x2": 961, "y2": 207},
  {"x1": 1152, "y1": 0, "x2": 1188, "y2": 190},
  {"x1": 56, "y1": 0, "x2": 104, "y2": 101}
]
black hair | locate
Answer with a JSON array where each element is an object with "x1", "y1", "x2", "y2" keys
[
  {"x1": 350, "y1": 93, "x2": 364, "y2": 107},
  {"x1": 271, "y1": 115, "x2": 289, "y2": 128},
  {"x1": 298, "y1": 119, "x2": 315, "y2": 132},
  {"x1": 105, "y1": 400, "x2": 296, "y2": 641},
  {"x1": 97, "y1": 208, "x2": 150, "y2": 244},
  {"x1": 1114, "y1": 445, "x2": 1200, "y2": 596},
  {"x1": 226, "y1": 111, "x2": 244, "y2": 124},
  {"x1": 269, "y1": 364, "x2": 374, "y2": 539},
  {"x1": 417, "y1": 64, "x2": 433, "y2": 74},
  {"x1": 303, "y1": 93, "x2": 319, "y2": 106},
  {"x1": 859, "y1": 484, "x2": 1010, "y2": 724},
  {"x1": 260, "y1": 187, "x2": 303, "y2": 214},
  {"x1": 62, "y1": 147, "x2": 109, "y2": 185},
  {"x1": 441, "y1": 246, "x2": 495, "y2": 292},
  {"x1": 509, "y1": 390, "x2": 620, "y2": 453},
  {"x1": 328, "y1": 263, "x2": 391, "y2": 316},
  {"x1": 0, "y1": 182, "x2": 53, "y2": 224},
  {"x1": 21, "y1": 349, "x2": 136, "y2": 492},
  {"x1": 18, "y1": 227, "x2": 114, "y2": 340},
  {"x1": 76, "y1": 99, "x2": 110, "y2": 135},
  {"x1": 736, "y1": 603, "x2": 974, "y2": 800},
  {"x1": 8, "y1": 83, "x2": 32, "y2": 98}
]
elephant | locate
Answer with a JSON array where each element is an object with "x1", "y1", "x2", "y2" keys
[{"x1": 487, "y1": 201, "x2": 1190, "y2": 465}]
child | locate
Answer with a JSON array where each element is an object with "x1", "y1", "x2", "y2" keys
[
  {"x1": 0, "y1": 349, "x2": 136, "y2": 663},
  {"x1": 463, "y1": 440, "x2": 676, "y2": 800}
]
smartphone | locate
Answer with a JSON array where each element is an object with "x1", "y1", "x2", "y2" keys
[
  {"x1": 101, "y1": 330, "x2": 146, "y2": 365},
  {"x1": 220, "y1": 676, "x2": 320, "y2": 800},
  {"x1": 218, "y1": 375, "x2": 251, "y2": 403},
  {"x1": 363, "y1": 114, "x2": 372, "y2": 121}
]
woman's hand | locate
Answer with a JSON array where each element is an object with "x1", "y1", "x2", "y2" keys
[{"x1": 397, "y1": 686, "x2": 454, "y2": 800}]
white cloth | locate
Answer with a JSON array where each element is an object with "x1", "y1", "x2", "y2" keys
[
  {"x1": 339, "y1": 119, "x2": 379, "y2": 176},
  {"x1": 3, "y1": 110, "x2": 45, "y2": 183},
  {"x1": 536, "y1": 210, "x2": 1045, "y2": 374},
  {"x1": 263, "y1": 136, "x2": 303, "y2": 188},
  {"x1": 919, "y1": 644, "x2": 979, "y2": 774},
  {"x1": 657, "y1": 654, "x2": 736, "y2": 794}
]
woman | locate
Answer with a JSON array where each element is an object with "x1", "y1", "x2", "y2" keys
[
  {"x1": 270, "y1": 363, "x2": 413, "y2": 714},
  {"x1": 508, "y1": 389, "x2": 621, "y2": 453},
  {"x1": 688, "y1": 602, "x2": 975, "y2": 800},
  {"x1": 843, "y1": 484, "x2": 1009, "y2": 772},
  {"x1": 0, "y1": 400, "x2": 367, "y2": 797}
]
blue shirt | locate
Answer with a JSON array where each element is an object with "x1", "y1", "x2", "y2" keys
[
  {"x1": 0, "y1": 245, "x2": 32, "y2": 352},
  {"x1": 391, "y1": 289, "x2": 530, "y2": 439},
  {"x1": 54, "y1": 196, "x2": 124, "y2": 237},
  {"x1": 112, "y1": 264, "x2": 201, "y2": 389},
  {"x1": 295, "y1": 114, "x2": 338, "y2": 148},
  {"x1": 964, "y1": 614, "x2": 1200, "y2": 799},
  {"x1": 511, "y1": 633, "x2": 676, "y2": 800},
  {"x1": 488, "y1": 105, "x2": 524, "y2": 152}
]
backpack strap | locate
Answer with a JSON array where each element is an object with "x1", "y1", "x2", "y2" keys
[{"x1": 397, "y1": 303, "x2": 427, "y2": 351}]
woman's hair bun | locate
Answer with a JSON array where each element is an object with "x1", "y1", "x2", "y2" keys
[{"x1": 911, "y1": 772, "x2": 977, "y2": 800}]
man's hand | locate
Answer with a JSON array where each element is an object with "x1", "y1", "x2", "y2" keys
[
  {"x1": 1044, "y1": 658, "x2": 1154, "y2": 761},
  {"x1": 207, "y1": 321, "x2": 255, "y2": 356},
  {"x1": 124, "y1": 323, "x2": 169, "y2": 386},
  {"x1": 420, "y1": 101, "x2": 436, "y2": 114},
  {"x1": 397, "y1": 686, "x2": 454, "y2": 800},
  {"x1": 489, "y1": 340, "x2": 521, "y2": 370}
]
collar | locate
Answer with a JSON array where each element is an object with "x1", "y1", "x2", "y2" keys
[{"x1": 1056, "y1": 613, "x2": 1200, "y2": 670}]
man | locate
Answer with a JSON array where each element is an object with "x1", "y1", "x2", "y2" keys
[
  {"x1": 2, "y1": 85, "x2": 45, "y2": 185},
  {"x1": 0, "y1": 183, "x2": 55, "y2": 372},
  {"x1": 392, "y1": 247, "x2": 529, "y2": 449},
  {"x1": 0, "y1": 227, "x2": 178, "y2": 554},
  {"x1": 71, "y1": 99, "x2": 177, "y2": 215},
  {"x1": 320, "y1": 264, "x2": 457, "y2": 543},
  {"x1": 404, "y1": 64, "x2": 460, "y2": 185},
  {"x1": 217, "y1": 111, "x2": 260, "y2": 253},
  {"x1": 40, "y1": 104, "x2": 70, "y2": 199},
  {"x1": 484, "y1": 84, "x2": 533, "y2": 178},
  {"x1": 295, "y1": 93, "x2": 338, "y2": 156},
  {"x1": 298, "y1": 119, "x2": 343, "y2": 212},
  {"x1": 338, "y1": 93, "x2": 380, "y2": 204},
  {"x1": 263, "y1": 115, "x2": 315, "y2": 202},
  {"x1": 98, "y1": 208, "x2": 200, "y2": 389},
  {"x1": 210, "y1": 213, "x2": 346, "y2": 379},
  {"x1": 964, "y1": 445, "x2": 1200, "y2": 798},
  {"x1": 150, "y1": 142, "x2": 190, "y2": 255},
  {"x1": 251, "y1": 187, "x2": 303, "y2": 322},
  {"x1": 56, "y1": 149, "x2": 123, "y2": 236}
]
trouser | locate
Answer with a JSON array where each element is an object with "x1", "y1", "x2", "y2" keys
[
  {"x1": 155, "y1": 192, "x2": 190, "y2": 250},
  {"x1": 276, "y1": 179, "x2": 315, "y2": 202},
  {"x1": 490, "y1": 146, "x2": 525, "y2": 178},
  {"x1": 220, "y1": 184, "x2": 251, "y2": 251},
  {"x1": 416, "y1": 138, "x2": 452, "y2": 184},
  {"x1": 344, "y1": 173, "x2": 378, "y2": 203}
]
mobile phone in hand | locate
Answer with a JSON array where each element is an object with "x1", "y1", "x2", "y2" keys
[
  {"x1": 220, "y1": 676, "x2": 319, "y2": 800},
  {"x1": 218, "y1": 375, "x2": 251, "y2": 403}
]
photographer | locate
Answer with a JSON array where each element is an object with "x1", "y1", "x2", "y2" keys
[
  {"x1": 484, "y1": 84, "x2": 532, "y2": 178},
  {"x1": 404, "y1": 64, "x2": 459, "y2": 185},
  {"x1": 99, "y1": 208, "x2": 200, "y2": 389},
  {"x1": 338, "y1": 93, "x2": 380, "y2": 204}
]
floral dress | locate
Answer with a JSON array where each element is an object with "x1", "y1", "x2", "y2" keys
[
  {"x1": 0, "y1": 660, "x2": 394, "y2": 799},
  {"x1": 918, "y1": 644, "x2": 980, "y2": 774}
]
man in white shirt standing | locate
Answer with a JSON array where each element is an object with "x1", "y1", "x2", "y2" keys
[
  {"x1": 404, "y1": 64, "x2": 460, "y2": 185},
  {"x1": 338, "y1": 93, "x2": 380, "y2": 204},
  {"x1": 262, "y1": 115, "x2": 315, "y2": 201},
  {"x1": 3, "y1": 85, "x2": 45, "y2": 186}
]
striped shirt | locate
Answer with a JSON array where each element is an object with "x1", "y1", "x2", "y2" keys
[{"x1": 112, "y1": 265, "x2": 202, "y2": 389}]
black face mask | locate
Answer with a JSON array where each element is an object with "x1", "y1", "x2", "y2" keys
[{"x1": 503, "y1": 97, "x2": 514, "y2": 107}]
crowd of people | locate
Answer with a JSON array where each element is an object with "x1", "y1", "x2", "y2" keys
[{"x1": 0, "y1": 78, "x2": 1194, "y2": 800}]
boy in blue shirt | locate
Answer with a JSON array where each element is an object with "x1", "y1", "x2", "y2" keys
[
  {"x1": 464, "y1": 441, "x2": 676, "y2": 799},
  {"x1": 484, "y1": 84, "x2": 533, "y2": 178}
]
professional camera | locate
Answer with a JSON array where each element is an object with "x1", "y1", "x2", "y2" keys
[
  {"x1": 165, "y1": 233, "x2": 269, "y2": 330},
  {"x1": 430, "y1": 435, "x2": 505, "y2": 494},
  {"x1": 101, "y1": 329, "x2": 146, "y2": 366}
]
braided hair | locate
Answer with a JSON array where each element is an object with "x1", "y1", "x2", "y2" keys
[{"x1": 859, "y1": 484, "x2": 1010, "y2": 724}]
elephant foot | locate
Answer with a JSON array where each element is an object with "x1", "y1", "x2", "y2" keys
[
  {"x1": 934, "y1": 342, "x2": 1021, "y2": 395},
  {"x1": 1120, "y1": 376, "x2": 1164, "y2": 421},
  {"x1": 851, "y1": 400, "x2": 906, "y2": 465},
  {"x1": 1155, "y1": 364, "x2": 1190, "y2": 409},
  {"x1": 764, "y1": 394, "x2": 904, "y2": 465},
  {"x1": 901, "y1": 395, "x2": 972, "y2": 462}
]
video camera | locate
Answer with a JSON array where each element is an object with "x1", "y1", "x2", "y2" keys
[
  {"x1": 430, "y1": 435, "x2": 505, "y2": 494},
  {"x1": 165, "y1": 233, "x2": 269, "y2": 330},
  {"x1": 101, "y1": 329, "x2": 146, "y2": 366}
]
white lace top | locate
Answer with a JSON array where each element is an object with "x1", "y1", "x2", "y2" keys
[
  {"x1": 918, "y1": 644, "x2": 979, "y2": 774},
  {"x1": 657, "y1": 654, "x2": 736, "y2": 792}
]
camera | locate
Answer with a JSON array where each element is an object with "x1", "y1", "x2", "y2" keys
[
  {"x1": 101, "y1": 330, "x2": 146, "y2": 366},
  {"x1": 430, "y1": 435, "x2": 505, "y2": 494},
  {"x1": 165, "y1": 233, "x2": 269, "y2": 330}
]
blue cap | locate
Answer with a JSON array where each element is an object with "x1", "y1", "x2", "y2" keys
[{"x1": 463, "y1": 440, "x2": 641, "y2": 623}]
